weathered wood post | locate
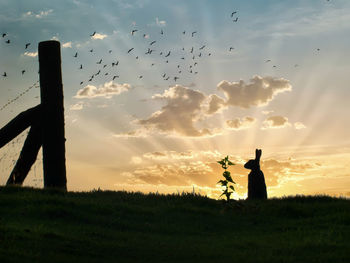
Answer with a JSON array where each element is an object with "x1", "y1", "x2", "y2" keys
[{"x1": 38, "y1": 40, "x2": 67, "y2": 190}]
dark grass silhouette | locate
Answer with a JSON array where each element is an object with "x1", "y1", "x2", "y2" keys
[
  {"x1": 0, "y1": 186, "x2": 349, "y2": 263},
  {"x1": 245, "y1": 149, "x2": 267, "y2": 200}
]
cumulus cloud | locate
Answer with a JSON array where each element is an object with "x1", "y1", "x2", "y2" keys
[
  {"x1": 23, "y1": 51, "x2": 38, "y2": 57},
  {"x1": 217, "y1": 75, "x2": 292, "y2": 108},
  {"x1": 206, "y1": 94, "x2": 226, "y2": 115},
  {"x1": 226, "y1": 117, "x2": 256, "y2": 130},
  {"x1": 91, "y1": 33, "x2": 107, "y2": 40},
  {"x1": 262, "y1": 115, "x2": 291, "y2": 129},
  {"x1": 138, "y1": 85, "x2": 213, "y2": 137},
  {"x1": 74, "y1": 81, "x2": 131, "y2": 99},
  {"x1": 62, "y1": 42, "x2": 72, "y2": 48},
  {"x1": 156, "y1": 17, "x2": 166, "y2": 27},
  {"x1": 294, "y1": 122, "x2": 306, "y2": 130}
]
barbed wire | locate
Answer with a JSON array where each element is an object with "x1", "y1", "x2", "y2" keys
[{"x1": 0, "y1": 80, "x2": 39, "y2": 112}]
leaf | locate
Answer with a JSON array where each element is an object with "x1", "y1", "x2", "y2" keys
[
  {"x1": 217, "y1": 180, "x2": 228, "y2": 186},
  {"x1": 229, "y1": 185, "x2": 235, "y2": 191},
  {"x1": 227, "y1": 160, "x2": 235, "y2": 166},
  {"x1": 223, "y1": 171, "x2": 234, "y2": 183}
]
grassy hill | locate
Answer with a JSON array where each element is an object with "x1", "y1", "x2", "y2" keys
[{"x1": 0, "y1": 186, "x2": 349, "y2": 263}]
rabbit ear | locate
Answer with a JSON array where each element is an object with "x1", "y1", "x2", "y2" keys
[{"x1": 255, "y1": 149, "x2": 262, "y2": 162}]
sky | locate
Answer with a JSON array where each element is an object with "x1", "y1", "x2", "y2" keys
[{"x1": 0, "y1": 0, "x2": 350, "y2": 199}]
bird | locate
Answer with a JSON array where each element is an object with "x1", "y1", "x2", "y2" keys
[
  {"x1": 136, "y1": 56, "x2": 139, "y2": 59},
  {"x1": 151, "y1": 63, "x2": 155, "y2": 66},
  {"x1": 194, "y1": 62, "x2": 198, "y2": 66},
  {"x1": 165, "y1": 51, "x2": 171, "y2": 57},
  {"x1": 316, "y1": 48, "x2": 320, "y2": 51},
  {"x1": 166, "y1": 60, "x2": 169, "y2": 63},
  {"x1": 159, "y1": 52, "x2": 163, "y2": 55},
  {"x1": 191, "y1": 31, "x2": 197, "y2": 37},
  {"x1": 294, "y1": 64, "x2": 299, "y2": 67},
  {"x1": 21, "y1": 70, "x2": 25, "y2": 75},
  {"x1": 273, "y1": 65, "x2": 277, "y2": 68},
  {"x1": 178, "y1": 71, "x2": 181, "y2": 74},
  {"x1": 112, "y1": 75, "x2": 119, "y2": 80},
  {"x1": 233, "y1": 17, "x2": 238, "y2": 22},
  {"x1": 90, "y1": 31, "x2": 96, "y2": 37},
  {"x1": 165, "y1": 77, "x2": 169, "y2": 80},
  {"x1": 229, "y1": 47, "x2": 234, "y2": 51},
  {"x1": 208, "y1": 53, "x2": 211, "y2": 56},
  {"x1": 2, "y1": 72, "x2": 7, "y2": 77},
  {"x1": 89, "y1": 49, "x2": 93, "y2": 53},
  {"x1": 231, "y1": 11, "x2": 237, "y2": 17},
  {"x1": 160, "y1": 29, "x2": 164, "y2": 35},
  {"x1": 97, "y1": 59, "x2": 102, "y2": 64},
  {"x1": 105, "y1": 73, "x2": 108, "y2": 76},
  {"x1": 109, "y1": 50, "x2": 112, "y2": 53},
  {"x1": 25, "y1": 43, "x2": 31, "y2": 49},
  {"x1": 177, "y1": 65, "x2": 180, "y2": 68},
  {"x1": 190, "y1": 47, "x2": 194, "y2": 53},
  {"x1": 181, "y1": 57, "x2": 185, "y2": 60},
  {"x1": 198, "y1": 53, "x2": 202, "y2": 57},
  {"x1": 199, "y1": 45, "x2": 206, "y2": 50},
  {"x1": 80, "y1": 81, "x2": 84, "y2": 85},
  {"x1": 162, "y1": 73, "x2": 166, "y2": 78},
  {"x1": 73, "y1": 52, "x2": 78, "y2": 58},
  {"x1": 127, "y1": 48, "x2": 134, "y2": 53},
  {"x1": 265, "y1": 59, "x2": 271, "y2": 63},
  {"x1": 2, "y1": 33, "x2": 6, "y2": 38},
  {"x1": 182, "y1": 31, "x2": 186, "y2": 35},
  {"x1": 139, "y1": 75, "x2": 143, "y2": 79},
  {"x1": 103, "y1": 64, "x2": 107, "y2": 68},
  {"x1": 174, "y1": 76, "x2": 179, "y2": 82},
  {"x1": 5, "y1": 39, "x2": 10, "y2": 44},
  {"x1": 131, "y1": 29, "x2": 138, "y2": 35},
  {"x1": 150, "y1": 41, "x2": 156, "y2": 45}
]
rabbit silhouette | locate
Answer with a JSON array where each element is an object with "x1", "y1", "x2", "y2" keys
[{"x1": 244, "y1": 149, "x2": 267, "y2": 200}]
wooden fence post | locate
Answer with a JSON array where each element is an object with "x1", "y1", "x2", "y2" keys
[{"x1": 38, "y1": 40, "x2": 67, "y2": 190}]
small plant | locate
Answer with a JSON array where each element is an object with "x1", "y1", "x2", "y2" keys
[{"x1": 217, "y1": 156, "x2": 236, "y2": 202}]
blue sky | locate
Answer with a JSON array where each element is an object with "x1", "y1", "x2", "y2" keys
[{"x1": 1, "y1": 0, "x2": 350, "y2": 197}]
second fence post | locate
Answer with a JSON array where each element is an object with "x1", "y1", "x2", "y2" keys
[{"x1": 38, "y1": 40, "x2": 67, "y2": 190}]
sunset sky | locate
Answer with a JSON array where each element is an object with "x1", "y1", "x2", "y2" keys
[{"x1": 0, "y1": 0, "x2": 349, "y2": 199}]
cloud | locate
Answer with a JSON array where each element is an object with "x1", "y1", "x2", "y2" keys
[
  {"x1": 70, "y1": 101, "x2": 84, "y2": 111},
  {"x1": 262, "y1": 110, "x2": 274, "y2": 115},
  {"x1": 294, "y1": 122, "x2": 306, "y2": 130},
  {"x1": 206, "y1": 94, "x2": 226, "y2": 115},
  {"x1": 138, "y1": 85, "x2": 213, "y2": 137},
  {"x1": 262, "y1": 115, "x2": 291, "y2": 129},
  {"x1": 62, "y1": 42, "x2": 72, "y2": 48},
  {"x1": 226, "y1": 117, "x2": 256, "y2": 130},
  {"x1": 217, "y1": 75, "x2": 292, "y2": 108},
  {"x1": 156, "y1": 17, "x2": 166, "y2": 27},
  {"x1": 91, "y1": 33, "x2": 107, "y2": 40},
  {"x1": 74, "y1": 81, "x2": 131, "y2": 99},
  {"x1": 23, "y1": 9, "x2": 53, "y2": 19},
  {"x1": 23, "y1": 51, "x2": 38, "y2": 57}
]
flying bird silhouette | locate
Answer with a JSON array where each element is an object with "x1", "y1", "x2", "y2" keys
[
  {"x1": 25, "y1": 43, "x2": 31, "y2": 49},
  {"x1": 182, "y1": 31, "x2": 186, "y2": 35},
  {"x1": 233, "y1": 17, "x2": 238, "y2": 22},
  {"x1": 150, "y1": 41, "x2": 156, "y2": 45},
  {"x1": 160, "y1": 29, "x2": 164, "y2": 35},
  {"x1": 2, "y1": 33, "x2": 6, "y2": 38},
  {"x1": 80, "y1": 81, "x2": 84, "y2": 85},
  {"x1": 191, "y1": 31, "x2": 197, "y2": 37},
  {"x1": 174, "y1": 76, "x2": 179, "y2": 82},
  {"x1": 73, "y1": 52, "x2": 78, "y2": 58},
  {"x1": 231, "y1": 11, "x2": 237, "y2": 17},
  {"x1": 113, "y1": 75, "x2": 119, "y2": 80},
  {"x1": 96, "y1": 59, "x2": 102, "y2": 64},
  {"x1": 229, "y1": 47, "x2": 234, "y2": 51},
  {"x1": 21, "y1": 70, "x2": 25, "y2": 75},
  {"x1": 265, "y1": 59, "x2": 271, "y2": 63},
  {"x1": 139, "y1": 75, "x2": 143, "y2": 79},
  {"x1": 2, "y1": 72, "x2": 7, "y2": 77},
  {"x1": 199, "y1": 45, "x2": 206, "y2": 50},
  {"x1": 5, "y1": 39, "x2": 10, "y2": 44},
  {"x1": 89, "y1": 49, "x2": 93, "y2": 52},
  {"x1": 79, "y1": 64, "x2": 83, "y2": 69},
  {"x1": 127, "y1": 48, "x2": 134, "y2": 53},
  {"x1": 90, "y1": 31, "x2": 96, "y2": 37},
  {"x1": 109, "y1": 50, "x2": 112, "y2": 53},
  {"x1": 165, "y1": 51, "x2": 171, "y2": 57},
  {"x1": 131, "y1": 29, "x2": 138, "y2": 35}
]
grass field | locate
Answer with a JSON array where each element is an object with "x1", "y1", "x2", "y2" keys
[{"x1": 0, "y1": 186, "x2": 349, "y2": 262}]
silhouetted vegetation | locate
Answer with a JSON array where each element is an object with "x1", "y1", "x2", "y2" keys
[
  {"x1": 0, "y1": 186, "x2": 349, "y2": 262},
  {"x1": 217, "y1": 155, "x2": 236, "y2": 201}
]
